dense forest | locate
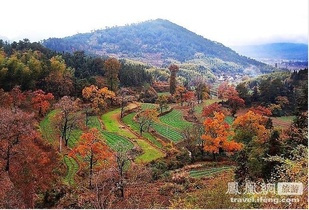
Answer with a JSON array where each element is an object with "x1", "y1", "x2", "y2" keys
[{"x1": 0, "y1": 38, "x2": 308, "y2": 209}]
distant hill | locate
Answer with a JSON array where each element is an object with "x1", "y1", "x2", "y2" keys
[
  {"x1": 43, "y1": 19, "x2": 275, "y2": 76},
  {"x1": 232, "y1": 43, "x2": 308, "y2": 61}
]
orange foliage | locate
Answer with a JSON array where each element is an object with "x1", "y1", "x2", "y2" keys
[
  {"x1": 233, "y1": 111, "x2": 269, "y2": 142},
  {"x1": 202, "y1": 102, "x2": 223, "y2": 117},
  {"x1": 31, "y1": 89, "x2": 54, "y2": 116},
  {"x1": 201, "y1": 112, "x2": 242, "y2": 154},
  {"x1": 249, "y1": 105, "x2": 272, "y2": 116},
  {"x1": 82, "y1": 85, "x2": 115, "y2": 113},
  {"x1": 217, "y1": 82, "x2": 238, "y2": 99}
]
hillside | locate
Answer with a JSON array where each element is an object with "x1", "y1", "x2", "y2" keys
[
  {"x1": 232, "y1": 43, "x2": 308, "y2": 61},
  {"x1": 43, "y1": 19, "x2": 274, "y2": 75}
]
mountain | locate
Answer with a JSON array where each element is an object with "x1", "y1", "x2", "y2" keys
[
  {"x1": 232, "y1": 43, "x2": 308, "y2": 61},
  {"x1": 43, "y1": 19, "x2": 274, "y2": 76}
]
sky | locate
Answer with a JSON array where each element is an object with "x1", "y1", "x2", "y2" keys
[{"x1": 0, "y1": 0, "x2": 308, "y2": 46}]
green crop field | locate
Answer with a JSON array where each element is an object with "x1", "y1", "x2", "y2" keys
[
  {"x1": 63, "y1": 155, "x2": 79, "y2": 185},
  {"x1": 40, "y1": 109, "x2": 59, "y2": 143},
  {"x1": 88, "y1": 116, "x2": 134, "y2": 151},
  {"x1": 135, "y1": 139, "x2": 164, "y2": 163},
  {"x1": 152, "y1": 122, "x2": 183, "y2": 142},
  {"x1": 40, "y1": 110, "x2": 82, "y2": 148},
  {"x1": 141, "y1": 103, "x2": 158, "y2": 110},
  {"x1": 189, "y1": 166, "x2": 234, "y2": 178},
  {"x1": 159, "y1": 109, "x2": 192, "y2": 130},
  {"x1": 101, "y1": 108, "x2": 135, "y2": 138},
  {"x1": 122, "y1": 113, "x2": 163, "y2": 148}
]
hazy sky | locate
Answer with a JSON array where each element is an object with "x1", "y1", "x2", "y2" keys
[{"x1": 0, "y1": 0, "x2": 308, "y2": 46}]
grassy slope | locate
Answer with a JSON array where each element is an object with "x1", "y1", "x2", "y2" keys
[
  {"x1": 88, "y1": 116, "x2": 134, "y2": 151},
  {"x1": 159, "y1": 109, "x2": 192, "y2": 130},
  {"x1": 40, "y1": 110, "x2": 81, "y2": 185},
  {"x1": 122, "y1": 113, "x2": 163, "y2": 148},
  {"x1": 101, "y1": 109, "x2": 164, "y2": 163}
]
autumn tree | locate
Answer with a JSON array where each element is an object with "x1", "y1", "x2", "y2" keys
[
  {"x1": 104, "y1": 58, "x2": 120, "y2": 92},
  {"x1": 217, "y1": 82, "x2": 238, "y2": 99},
  {"x1": 31, "y1": 89, "x2": 54, "y2": 117},
  {"x1": 202, "y1": 102, "x2": 223, "y2": 118},
  {"x1": 54, "y1": 96, "x2": 82, "y2": 149},
  {"x1": 249, "y1": 105, "x2": 272, "y2": 116},
  {"x1": 9, "y1": 86, "x2": 26, "y2": 112},
  {"x1": 236, "y1": 83, "x2": 251, "y2": 105},
  {"x1": 156, "y1": 95, "x2": 168, "y2": 114},
  {"x1": 168, "y1": 64, "x2": 179, "y2": 94},
  {"x1": 0, "y1": 108, "x2": 34, "y2": 172},
  {"x1": 226, "y1": 95, "x2": 245, "y2": 117},
  {"x1": 233, "y1": 111, "x2": 270, "y2": 183},
  {"x1": 181, "y1": 124, "x2": 204, "y2": 162},
  {"x1": 70, "y1": 128, "x2": 111, "y2": 188},
  {"x1": 192, "y1": 77, "x2": 210, "y2": 104},
  {"x1": 82, "y1": 85, "x2": 115, "y2": 114},
  {"x1": 174, "y1": 86, "x2": 186, "y2": 106},
  {"x1": 135, "y1": 109, "x2": 157, "y2": 135},
  {"x1": 0, "y1": 107, "x2": 60, "y2": 208},
  {"x1": 201, "y1": 112, "x2": 242, "y2": 159},
  {"x1": 43, "y1": 56, "x2": 74, "y2": 98}
]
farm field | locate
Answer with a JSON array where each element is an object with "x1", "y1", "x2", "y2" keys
[
  {"x1": 88, "y1": 116, "x2": 134, "y2": 151},
  {"x1": 101, "y1": 109, "x2": 164, "y2": 162},
  {"x1": 189, "y1": 166, "x2": 234, "y2": 178},
  {"x1": 122, "y1": 113, "x2": 163, "y2": 148},
  {"x1": 135, "y1": 139, "x2": 165, "y2": 163},
  {"x1": 159, "y1": 109, "x2": 192, "y2": 130},
  {"x1": 63, "y1": 155, "x2": 79, "y2": 185}
]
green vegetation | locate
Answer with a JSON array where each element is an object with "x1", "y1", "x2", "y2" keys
[
  {"x1": 43, "y1": 19, "x2": 274, "y2": 76},
  {"x1": 39, "y1": 110, "x2": 58, "y2": 143},
  {"x1": 135, "y1": 139, "x2": 164, "y2": 163},
  {"x1": 63, "y1": 156, "x2": 79, "y2": 185},
  {"x1": 101, "y1": 108, "x2": 135, "y2": 138},
  {"x1": 141, "y1": 103, "x2": 158, "y2": 110},
  {"x1": 88, "y1": 116, "x2": 134, "y2": 151},
  {"x1": 152, "y1": 122, "x2": 183, "y2": 142},
  {"x1": 273, "y1": 115, "x2": 296, "y2": 122},
  {"x1": 195, "y1": 99, "x2": 222, "y2": 115},
  {"x1": 189, "y1": 166, "x2": 234, "y2": 178},
  {"x1": 225, "y1": 116, "x2": 234, "y2": 125},
  {"x1": 122, "y1": 113, "x2": 163, "y2": 148},
  {"x1": 159, "y1": 109, "x2": 192, "y2": 130}
]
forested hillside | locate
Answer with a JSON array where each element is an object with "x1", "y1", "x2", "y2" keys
[{"x1": 43, "y1": 19, "x2": 274, "y2": 74}]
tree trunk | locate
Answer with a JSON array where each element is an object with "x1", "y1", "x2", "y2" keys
[
  {"x1": 89, "y1": 152, "x2": 93, "y2": 188},
  {"x1": 5, "y1": 145, "x2": 11, "y2": 171}
]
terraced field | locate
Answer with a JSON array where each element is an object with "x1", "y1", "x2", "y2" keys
[
  {"x1": 159, "y1": 109, "x2": 192, "y2": 130},
  {"x1": 40, "y1": 110, "x2": 83, "y2": 148},
  {"x1": 122, "y1": 113, "x2": 163, "y2": 148},
  {"x1": 141, "y1": 103, "x2": 158, "y2": 110},
  {"x1": 135, "y1": 139, "x2": 164, "y2": 163},
  {"x1": 101, "y1": 110, "x2": 164, "y2": 162},
  {"x1": 101, "y1": 108, "x2": 135, "y2": 138},
  {"x1": 152, "y1": 122, "x2": 183, "y2": 142},
  {"x1": 189, "y1": 166, "x2": 234, "y2": 178},
  {"x1": 88, "y1": 116, "x2": 134, "y2": 151},
  {"x1": 40, "y1": 109, "x2": 59, "y2": 143},
  {"x1": 40, "y1": 110, "x2": 83, "y2": 186},
  {"x1": 63, "y1": 155, "x2": 79, "y2": 185}
]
